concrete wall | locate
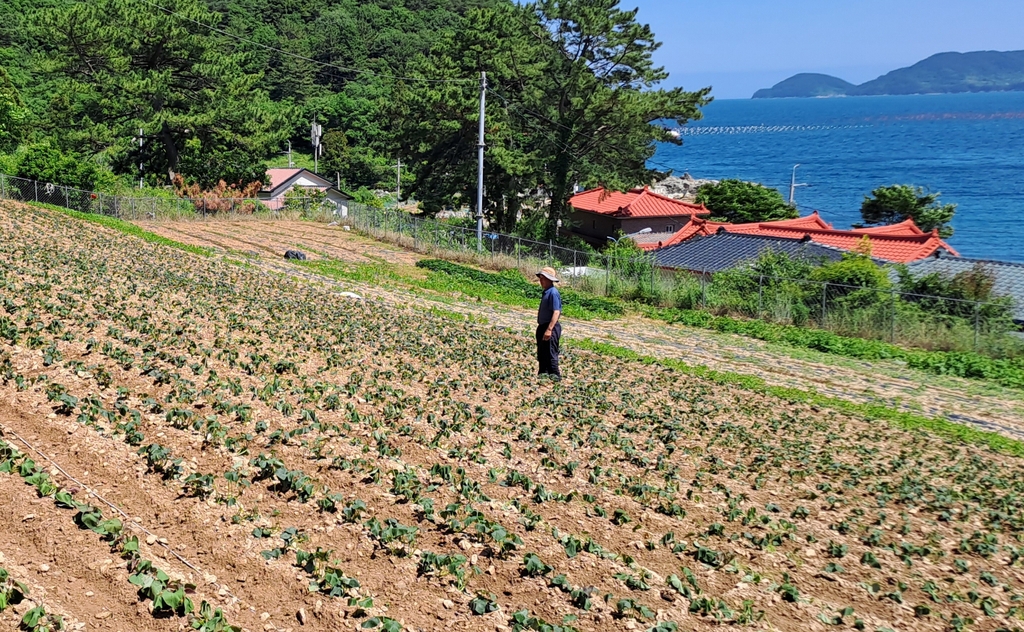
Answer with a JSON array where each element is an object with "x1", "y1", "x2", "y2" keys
[
  {"x1": 569, "y1": 211, "x2": 620, "y2": 240},
  {"x1": 569, "y1": 210, "x2": 692, "y2": 241},
  {"x1": 620, "y1": 217, "x2": 686, "y2": 235}
]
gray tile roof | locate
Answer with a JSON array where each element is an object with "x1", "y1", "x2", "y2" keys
[
  {"x1": 902, "y1": 254, "x2": 1024, "y2": 322},
  {"x1": 653, "y1": 232, "x2": 846, "y2": 273}
]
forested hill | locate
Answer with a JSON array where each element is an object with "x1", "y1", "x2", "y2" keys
[
  {"x1": 854, "y1": 50, "x2": 1024, "y2": 96},
  {"x1": 752, "y1": 73, "x2": 854, "y2": 99},
  {"x1": 753, "y1": 50, "x2": 1024, "y2": 98},
  {"x1": 0, "y1": 0, "x2": 710, "y2": 237},
  {"x1": 0, "y1": 0, "x2": 495, "y2": 185}
]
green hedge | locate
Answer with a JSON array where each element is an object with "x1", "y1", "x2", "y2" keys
[
  {"x1": 417, "y1": 259, "x2": 1024, "y2": 390},
  {"x1": 416, "y1": 259, "x2": 624, "y2": 316},
  {"x1": 658, "y1": 308, "x2": 1024, "y2": 390}
]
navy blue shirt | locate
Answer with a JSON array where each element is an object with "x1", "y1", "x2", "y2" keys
[{"x1": 538, "y1": 286, "x2": 562, "y2": 324}]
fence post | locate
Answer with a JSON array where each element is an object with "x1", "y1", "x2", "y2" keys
[
  {"x1": 548, "y1": 240, "x2": 553, "y2": 265},
  {"x1": 605, "y1": 255, "x2": 611, "y2": 296},
  {"x1": 0, "y1": 173, "x2": 5, "y2": 199},
  {"x1": 890, "y1": 290, "x2": 897, "y2": 343},
  {"x1": 820, "y1": 282, "x2": 828, "y2": 327},
  {"x1": 64, "y1": 186, "x2": 69, "y2": 209},
  {"x1": 974, "y1": 301, "x2": 981, "y2": 349},
  {"x1": 34, "y1": 180, "x2": 38, "y2": 203},
  {"x1": 757, "y1": 275, "x2": 763, "y2": 319},
  {"x1": 700, "y1": 268, "x2": 707, "y2": 309}
]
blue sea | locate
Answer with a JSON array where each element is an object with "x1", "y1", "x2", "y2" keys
[{"x1": 652, "y1": 92, "x2": 1024, "y2": 262}]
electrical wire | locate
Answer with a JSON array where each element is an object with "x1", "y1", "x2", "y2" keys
[
  {"x1": 132, "y1": 0, "x2": 475, "y2": 85},
  {"x1": 487, "y1": 86, "x2": 690, "y2": 176}
]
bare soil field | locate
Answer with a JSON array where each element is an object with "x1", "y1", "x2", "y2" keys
[
  {"x1": 139, "y1": 219, "x2": 1024, "y2": 440},
  {"x1": 3, "y1": 201, "x2": 1024, "y2": 632}
]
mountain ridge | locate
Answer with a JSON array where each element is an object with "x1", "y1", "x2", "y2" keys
[{"x1": 753, "y1": 50, "x2": 1024, "y2": 98}]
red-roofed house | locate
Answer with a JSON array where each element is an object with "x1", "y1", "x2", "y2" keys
[
  {"x1": 259, "y1": 168, "x2": 353, "y2": 214},
  {"x1": 568, "y1": 186, "x2": 710, "y2": 245},
  {"x1": 636, "y1": 212, "x2": 957, "y2": 263}
]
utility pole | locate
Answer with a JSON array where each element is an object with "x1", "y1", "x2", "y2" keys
[
  {"x1": 789, "y1": 164, "x2": 808, "y2": 206},
  {"x1": 476, "y1": 72, "x2": 486, "y2": 251},
  {"x1": 138, "y1": 128, "x2": 144, "y2": 189},
  {"x1": 311, "y1": 117, "x2": 323, "y2": 174},
  {"x1": 393, "y1": 157, "x2": 401, "y2": 201},
  {"x1": 288, "y1": 141, "x2": 294, "y2": 168}
]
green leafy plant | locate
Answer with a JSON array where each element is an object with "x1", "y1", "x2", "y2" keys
[
  {"x1": 20, "y1": 605, "x2": 65, "y2": 632},
  {"x1": 0, "y1": 567, "x2": 29, "y2": 612}
]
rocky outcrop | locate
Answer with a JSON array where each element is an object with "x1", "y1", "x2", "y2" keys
[{"x1": 650, "y1": 173, "x2": 718, "y2": 200}]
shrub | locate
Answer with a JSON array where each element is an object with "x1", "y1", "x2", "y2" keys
[{"x1": 13, "y1": 141, "x2": 104, "y2": 191}]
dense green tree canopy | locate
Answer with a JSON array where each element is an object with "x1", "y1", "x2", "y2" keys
[
  {"x1": 694, "y1": 179, "x2": 798, "y2": 224},
  {"x1": 0, "y1": 0, "x2": 709, "y2": 220},
  {"x1": 398, "y1": 0, "x2": 711, "y2": 235},
  {"x1": 38, "y1": 0, "x2": 291, "y2": 187},
  {"x1": 0, "y1": 66, "x2": 24, "y2": 153},
  {"x1": 859, "y1": 184, "x2": 957, "y2": 238}
]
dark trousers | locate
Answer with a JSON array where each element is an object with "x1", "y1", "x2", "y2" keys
[{"x1": 536, "y1": 322, "x2": 561, "y2": 377}]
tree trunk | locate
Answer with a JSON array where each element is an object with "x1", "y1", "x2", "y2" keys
[
  {"x1": 547, "y1": 150, "x2": 572, "y2": 241},
  {"x1": 161, "y1": 123, "x2": 179, "y2": 183}
]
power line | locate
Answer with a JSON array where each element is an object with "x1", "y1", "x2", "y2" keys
[
  {"x1": 488, "y1": 87, "x2": 685, "y2": 175},
  {"x1": 132, "y1": 0, "x2": 475, "y2": 85}
]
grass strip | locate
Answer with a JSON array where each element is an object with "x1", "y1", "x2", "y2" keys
[
  {"x1": 643, "y1": 306, "x2": 1024, "y2": 391},
  {"x1": 569, "y1": 337, "x2": 1024, "y2": 459},
  {"x1": 416, "y1": 259, "x2": 623, "y2": 319},
  {"x1": 27, "y1": 202, "x2": 213, "y2": 257},
  {"x1": 415, "y1": 259, "x2": 1024, "y2": 391}
]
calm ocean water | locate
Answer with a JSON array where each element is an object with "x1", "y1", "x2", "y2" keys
[{"x1": 652, "y1": 92, "x2": 1024, "y2": 262}]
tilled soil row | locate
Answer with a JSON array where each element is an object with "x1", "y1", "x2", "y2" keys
[
  {"x1": 5, "y1": 204, "x2": 1024, "y2": 632},
  {"x1": 138, "y1": 220, "x2": 1024, "y2": 440}
]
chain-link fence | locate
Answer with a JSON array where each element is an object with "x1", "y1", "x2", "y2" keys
[
  {"x1": 346, "y1": 205, "x2": 1019, "y2": 353},
  {"x1": 0, "y1": 172, "x2": 345, "y2": 221},
  {"x1": 2, "y1": 171, "x2": 1018, "y2": 353}
]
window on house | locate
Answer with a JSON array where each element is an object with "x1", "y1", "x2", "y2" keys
[{"x1": 666, "y1": 225, "x2": 674, "y2": 232}]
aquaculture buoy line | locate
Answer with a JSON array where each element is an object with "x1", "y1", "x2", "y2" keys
[{"x1": 671, "y1": 123, "x2": 868, "y2": 136}]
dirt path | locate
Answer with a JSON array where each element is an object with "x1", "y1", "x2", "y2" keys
[{"x1": 140, "y1": 220, "x2": 1024, "y2": 440}]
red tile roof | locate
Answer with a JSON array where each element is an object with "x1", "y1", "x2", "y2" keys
[
  {"x1": 570, "y1": 186, "x2": 710, "y2": 219},
  {"x1": 636, "y1": 220, "x2": 720, "y2": 251},
  {"x1": 641, "y1": 212, "x2": 958, "y2": 263}
]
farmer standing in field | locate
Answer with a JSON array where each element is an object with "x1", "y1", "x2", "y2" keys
[{"x1": 536, "y1": 267, "x2": 562, "y2": 380}]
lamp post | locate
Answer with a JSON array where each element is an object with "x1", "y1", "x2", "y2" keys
[
  {"x1": 607, "y1": 227, "x2": 653, "y2": 243},
  {"x1": 789, "y1": 164, "x2": 808, "y2": 205}
]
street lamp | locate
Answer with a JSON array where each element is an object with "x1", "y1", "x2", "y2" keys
[
  {"x1": 607, "y1": 227, "x2": 652, "y2": 243},
  {"x1": 789, "y1": 164, "x2": 808, "y2": 205}
]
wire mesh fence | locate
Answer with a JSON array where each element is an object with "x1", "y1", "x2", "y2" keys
[
  {"x1": 1, "y1": 171, "x2": 1017, "y2": 353},
  {"x1": 346, "y1": 205, "x2": 1018, "y2": 353},
  {"x1": 0, "y1": 172, "x2": 345, "y2": 221}
]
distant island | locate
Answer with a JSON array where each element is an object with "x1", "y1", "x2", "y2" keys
[{"x1": 753, "y1": 50, "x2": 1024, "y2": 98}]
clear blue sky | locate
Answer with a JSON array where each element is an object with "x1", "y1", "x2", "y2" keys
[{"x1": 631, "y1": 0, "x2": 1024, "y2": 99}]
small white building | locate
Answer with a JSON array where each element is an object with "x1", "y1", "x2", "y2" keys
[{"x1": 259, "y1": 168, "x2": 352, "y2": 216}]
